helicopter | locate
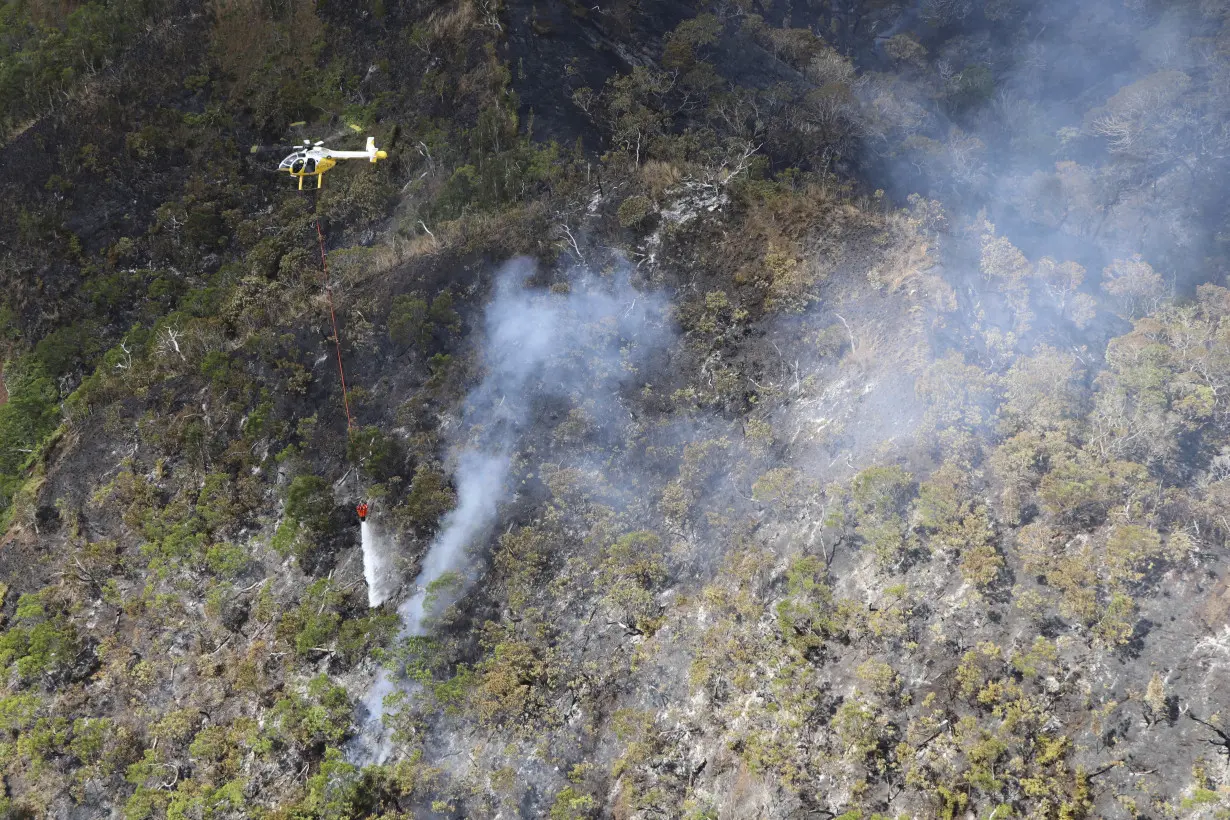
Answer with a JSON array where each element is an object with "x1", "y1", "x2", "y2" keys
[{"x1": 278, "y1": 136, "x2": 388, "y2": 189}]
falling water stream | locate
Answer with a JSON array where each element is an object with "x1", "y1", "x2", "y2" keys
[{"x1": 360, "y1": 520, "x2": 389, "y2": 608}]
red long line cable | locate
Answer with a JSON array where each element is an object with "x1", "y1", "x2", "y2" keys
[{"x1": 316, "y1": 219, "x2": 355, "y2": 430}]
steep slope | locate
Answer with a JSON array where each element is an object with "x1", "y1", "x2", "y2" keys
[{"x1": 2, "y1": 1, "x2": 1230, "y2": 818}]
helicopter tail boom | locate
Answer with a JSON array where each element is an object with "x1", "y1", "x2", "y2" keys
[{"x1": 321, "y1": 138, "x2": 386, "y2": 162}]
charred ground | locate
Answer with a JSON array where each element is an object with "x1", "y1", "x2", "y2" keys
[{"x1": 2, "y1": 0, "x2": 1230, "y2": 818}]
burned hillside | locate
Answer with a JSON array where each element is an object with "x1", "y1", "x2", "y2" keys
[{"x1": 2, "y1": 0, "x2": 1230, "y2": 817}]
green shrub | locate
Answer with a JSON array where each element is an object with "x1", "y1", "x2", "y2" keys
[
  {"x1": 400, "y1": 463, "x2": 455, "y2": 534},
  {"x1": 389, "y1": 290, "x2": 462, "y2": 353},
  {"x1": 388, "y1": 294, "x2": 429, "y2": 349},
  {"x1": 69, "y1": 717, "x2": 113, "y2": 764},
  {"x1": 34, "y1": 323, "x2": 103, "y2": 376},
  {"x1": 617, "y1": 195, "x2": 653, "y2": 228},
  {"x1": 549, "y1": 786, "x2": 597, "y2": 820},
  {"x1": 0, "y1": 356, "x2": 59, "y2": 514},
  {"x1": 0, "y1": 592, "x2": 80, "y2": 686},
  {"x1": 0, "y1": 693, "x2": 40, "y2": 732},
  {"x1": 205, "y1": 543, "x2": 248, "y2": 578},
  {"x1": 285, "y1": 474, "x2": 335, "y2": 534},
  {"x1": 599, "y1": 531, "x2": 666, "y2": 631},
  {"x1": 348, "y1": 425, "x2": 403, "y2": 481},
  {"x1": 267, "y1": 675, "x2": 352, "y2": 751}
]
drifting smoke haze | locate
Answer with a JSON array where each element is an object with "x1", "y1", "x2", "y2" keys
[
  {"x1": 868, "y1": 0, "x2": 1229, "y2": 286},
  {"x1": 771, "y1": 0, "x2": 1230, "y2": 476},
  {"x1": 350, "y1": 257, "x2": 671, "y2": 762}
]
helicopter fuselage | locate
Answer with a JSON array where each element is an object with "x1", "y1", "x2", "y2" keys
[{"x1": 277, "y1": 138, "x2": 386, "y2": 189}]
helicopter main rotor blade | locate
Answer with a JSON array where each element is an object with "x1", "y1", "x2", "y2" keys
[{"x1": 248, "y1": 124, "x2": 373, "y2": 158}]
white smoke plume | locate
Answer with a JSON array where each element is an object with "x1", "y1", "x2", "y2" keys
[
  {"x1": 393, "y1": 451, "x2": 510, "y2": 635},
  {"x1": 349, "y1": 257, "x2": 670, "y2": 763}
]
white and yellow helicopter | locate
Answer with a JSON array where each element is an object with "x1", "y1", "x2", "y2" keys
[{"x1": 278, "y1": 136, "x2": 388, "y2": 189}]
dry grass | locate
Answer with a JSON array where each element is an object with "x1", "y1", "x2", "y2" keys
[
  {"x1": 0, "y1": 117, "x2": 40, "y2": 146},
  {"x1": 866, "y1": 211, "x2": 955, "y2": 314},
  {"x1": 719, "y1": 760, "x2": 779, "y2": 819},
  {"x1": 426, "y1": 0, "x2": 478, "y2": 41},
  {"x1": 722, "y1": 183, "x2": 875, "y2": 313},
  {"x1": 1200, "y1": 577, "x2": 1230, "y2": 630},
  {"x1": 867, "y1": 221, "x2": 933, "y2": 293},
  {"x1": 396, "y1": 233, "x2": 442, "y2": 263},
  {"x1": 641, "y1": 160, "x2": 682, "y2": 200},
  {"x1": 744, "y1": 183, "x2": 869, "y2": 252},
  {"x1": 210, "y1": 0, "x2": 260, "y2": 14},
  {"x1": 6, "y1": 469, "x2": 47, "y2": 536},
  {"x1": 458, "y1": 50, "x2": 504, "y2": 101},
  {"x1": 838, "y1": 321, "x2": 886, "y2": 371},
  {"x1": 330, "y1": 234, "x2": 441, "y2": 290}
]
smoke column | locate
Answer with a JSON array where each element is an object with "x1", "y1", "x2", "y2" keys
[
  {"x1": 348, "y1": 257, "x2": 670, "y2": 764},
  {"x1": 360, "y1": 520, "x2": 391, "y2": 608},
  {"x1": 393, "y1": 452, "x2": 509, "y2": 631}
]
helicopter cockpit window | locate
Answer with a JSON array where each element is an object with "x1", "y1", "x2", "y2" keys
[
  {"x1": 279, "y1": 152, "x2": 307, "y2": 171},
  {"x1": 279, "y1": 152, "x2": 317, "y2": 175}
]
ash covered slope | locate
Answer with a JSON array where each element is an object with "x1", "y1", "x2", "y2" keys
[{"x1": 1, "y1": 0, "x2": 1230, "y2": 818}]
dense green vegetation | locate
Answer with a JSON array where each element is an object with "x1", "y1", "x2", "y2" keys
[{"x1": 1, "y1": 0, "x2": 1230, "y2": 816}]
